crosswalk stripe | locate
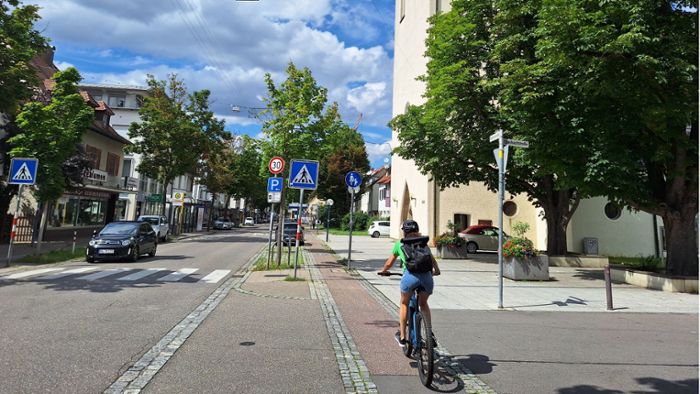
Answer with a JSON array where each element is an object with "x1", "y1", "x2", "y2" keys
[
  {"x1": 118, "y1": 268, "x2": 166, "y2": 281},
  {"x1": 200, "y1": 270, "x2": 230, "y2": 284},
  {"x1": 158, "y1": 268, "x2": 198, "y2": 282},
  {"x1": 40, "y1": 267, "x2": 95, "y2": 280},
  {"x1": 76, "y1": 268, "x2": 130, "y2": 281},
  {"x1": 2, "y1": 268, "x2": 62, "y2": 280}
]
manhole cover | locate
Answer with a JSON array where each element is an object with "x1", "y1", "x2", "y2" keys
[{"x1": 239, "y1": 341, "x2": 255, "y2": 346}]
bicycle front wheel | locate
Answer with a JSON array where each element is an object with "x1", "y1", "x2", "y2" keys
[{"x1": 415, "y1": 310, "x2": 434, "y2": 387}]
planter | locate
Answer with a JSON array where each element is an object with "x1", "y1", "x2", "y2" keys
[
  {"x1": 503, "y1": 255, "x2": 549, "y2": 280},
  {"x1": 610, "y1": 267, "x2": 698, "y2": 293},
  {"x1": 437, "y1": 244, "x2": 469, "y2": 259}
]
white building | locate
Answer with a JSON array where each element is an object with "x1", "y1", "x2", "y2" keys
[{"x1": 390, "y1": 0, "x2": 664, "y2": 257}]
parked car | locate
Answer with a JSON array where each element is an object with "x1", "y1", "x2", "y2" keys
[
  {"x1": 275, "y1": 221, "x2": 304, "y2": 245},
  {"x1": 244, "y1": 217, "x2": 255, "y2": 226},
  {"x1": 458, "y1": 225, "x2": 509, "y2": 253},
  {"x1": 137, "y1": 215, "x2": 169, "y2": 241},
  {"x1": 213, "y1": 217, "x2": 233, "y2": 230},
  {"x1": 368, "y1": 220, "x2": 390, "y2": 238},
  {"x1": 86, "y1": 221, "x2": 157, "y2": 263}
]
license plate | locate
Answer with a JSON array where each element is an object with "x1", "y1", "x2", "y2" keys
[{"x1": 98, "y1": 249, "x2": 115, "y2": 254}]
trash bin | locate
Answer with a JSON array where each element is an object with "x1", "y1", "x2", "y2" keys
[{"x1": 583, "y1": 237, "x2": 599, "y2": 255}]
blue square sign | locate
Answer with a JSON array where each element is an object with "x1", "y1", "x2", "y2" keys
[
  {"x1": 288, "y1": 160, "x2": 319, "y2": 190},
  {"x1": 8, "y1": 158, "x2": 38, "y2": 185},
  {"x1": 267, "y1": 177, "x2": 283, "y2": 192}
]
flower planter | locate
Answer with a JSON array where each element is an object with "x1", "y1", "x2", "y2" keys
[
  {"x1": 437, "y1": 245, "x2": 469, "y2": 259},
  {"x1": 503, "y1": 255, "x2": 549, "y2": 280}
]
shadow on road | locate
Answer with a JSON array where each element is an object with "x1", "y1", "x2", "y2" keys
[{"x1": 556, "y1": 377, "x2": 699, "y2": 394}]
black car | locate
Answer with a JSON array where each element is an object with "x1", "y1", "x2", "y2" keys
[
  {"x1": 274, "y1": 221, "x2": 305, "y2": 246},
  {"x1": 86, "y1": 221, "x2": 158, "y2": 263}
]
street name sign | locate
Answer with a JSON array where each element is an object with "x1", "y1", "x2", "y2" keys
[
  {"x1": 8, "y1": 158, "x2": 38, "y2": 185},
  {"x1": 267, "y1": 177, "x2": 283, "y2": 193},
  {"x1": 489, "y1": 130, "x2": 502, "y2": 142},
  {"x1": 268, "y1": 156, "x2": 285, "y2": 175},
  {"x1": 289, "y1": 159, "x2": 319, "y2": 190},
  {"x1": 505, "y1": 139, "x2": 530, "y2": 148}
]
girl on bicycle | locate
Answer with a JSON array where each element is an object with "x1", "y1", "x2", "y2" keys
[{"x1": 379, "y1": 219, "x2": 440, "y2": 347}]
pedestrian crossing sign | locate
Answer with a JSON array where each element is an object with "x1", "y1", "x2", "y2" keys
[
  {"x1": 289, "y1": 159, "x2": 319, "y2": 190},
  {"x1": 8, "y1": 158, "x2": 38, "y2": 185}
]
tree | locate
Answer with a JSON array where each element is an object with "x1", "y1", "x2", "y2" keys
[
  {"x1": 128, "y1": 74, "x2": 204, "y2": 215},
  {"x1": 227, "y1": 135, "x2": 266, "y2": 215}
]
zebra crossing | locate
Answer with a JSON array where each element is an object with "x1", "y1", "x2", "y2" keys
[{"x1": 0, "y1": 266, "x2": 232, "y2": 284}]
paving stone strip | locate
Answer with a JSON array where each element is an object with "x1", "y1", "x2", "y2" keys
[
  {"x1": 355, "y1": 271, "x2": 498, "y2": 394},
  {"x1": 306, "y1": 249, "x2": 378, "y2": 394},
  {"x1": 231, "y1": 247, "x2": 314, "y2": 301},
  {"x1": 103, "y1": 248, "x2": 266, "y2": 394}
]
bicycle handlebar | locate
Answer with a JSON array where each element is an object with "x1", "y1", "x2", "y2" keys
[{"x1": 377, "y1": 271, "x2": 402, "y2": 277}]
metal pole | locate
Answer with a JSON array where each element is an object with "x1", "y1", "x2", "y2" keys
[
  {"x1": 267, "y1": 204, "x2": 274, "y2": 269},
  {"x1": 72, "y1": 230, "x2": 77, "y2": 254},
  {"x1": 325, "y1": 204, "x2": 330, "y2": 242},
  {"x1": 7, "y1": 184, "x2": 22, "y2": 265},
  {"x1": 347, "y1": 189, "x2": 355, "y2": 269},
  {"x1": 604, "y1": 264, "x2": 614, "y2": 310},
  {"x1": 498, "y1": 133, "x2": 505, "y2": 309},
  {"x1": 293, "y1": 189, "x2": 304, "y2": 279}
]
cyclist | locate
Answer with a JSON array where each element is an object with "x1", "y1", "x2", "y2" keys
[{"x1": 379, "y1": 219, "x2": 440, "y2": 347}]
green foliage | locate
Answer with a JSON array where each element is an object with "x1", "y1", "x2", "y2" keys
[
  {"x1": 511, "y1": 221, "x2": 530, "y2": 238},
  {"x1": 11, "y1": 67, "x2": 93, "y2": 202},
  {"x1": 503, "y1": 237, "x2": 537, "y2": 259},
  {"x1": 17, "y1": 247, "x2": 84, "y2": 265},
  {"x1": 609, "y1": 255, "x2": 664, "y2": 273},
  {"x1": 434, "y1": 221, "x2": 464, "y2": 247},
  {"x1": 228, "y1": 135, "x2": 267, "y2": 209},
  {"x1": 341, "y1": 211, "x2": 370, "y2": 231}
]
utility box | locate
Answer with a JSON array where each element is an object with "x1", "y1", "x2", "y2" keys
[{"x1": 583, "y1": 237, "x2": 599, "y2": 255}]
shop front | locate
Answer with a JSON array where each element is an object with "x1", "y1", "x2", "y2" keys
[{"x1": 45, "y1": 187, "x2": 123, "y2": 242}]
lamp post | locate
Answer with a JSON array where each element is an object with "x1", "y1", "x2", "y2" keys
[{"x1": 325, "y1": 199, "x2": 334, "y2": 242}]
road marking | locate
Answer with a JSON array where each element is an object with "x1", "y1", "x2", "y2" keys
[
  {"x1": 200, "y1": 269, "x2": 230, "y2": 284},
  {"x1": 76, "y1": 268, "x2": 129, "y2": 281},
  {"x1": 118, "y1": 268, "x2": 166, "y2": 281},
  {"x1": 1, "y1": 268, "x2": 62, "y2": 280},
  {"x1": 40, "y1": 267, "x2": 96, "y2": 280},
  {"x1": 158, "y1": 268, "x2": 198, "y2": 282}
]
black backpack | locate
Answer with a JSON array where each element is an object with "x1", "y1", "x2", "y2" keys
[{"x1": 400, "y1": 236, "x2": 433, "y2": 273}]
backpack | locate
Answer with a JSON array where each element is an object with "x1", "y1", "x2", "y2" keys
[{"x1": 400, "y1": 236, "x2": 433, "y2": 273}]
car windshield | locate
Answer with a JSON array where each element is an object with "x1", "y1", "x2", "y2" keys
[
  {"x1": 100, "y1": 223, "x2": 138, "y2": 236},
  {"x1": 217, "y1": 218, "x2": 230, "y2": 222},
  {"x1": 139, "y1": 217, "x2": 159, "y2": 225}
]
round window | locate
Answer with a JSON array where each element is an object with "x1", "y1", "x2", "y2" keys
[
  {"x1": 503, "y1": 201, "x2": 518, "y2": 217},
  {"x1": 604, "y1": 202, "x2": 622, "y2": 220}
]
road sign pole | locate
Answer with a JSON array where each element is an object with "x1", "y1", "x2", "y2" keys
[
  {"x1": 325, "y1": 205, "x2": 330, "y2": 242},
  {"x1": 6, "y1": 184, "x2": 23, "y2": 266},
  {"x1": 267, "y1": 203, "x2": 275, "y2": 269},
  {"x1": 498, "y1": 132, "x2": 505, "y2": 309},
  {"x1": 293, "y1": 189, "x2": 304, "y2": 279},
  {"x1": 347, "y1": 188, "x2": 355, "y2": 270}
]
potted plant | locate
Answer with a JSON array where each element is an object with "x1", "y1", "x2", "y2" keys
[
  {"x1": 434, "y1": 221, "x2": 467, "y2": 259},
  {"x1": 502, "y1": 222, "x2": 549, "y2": 280}
]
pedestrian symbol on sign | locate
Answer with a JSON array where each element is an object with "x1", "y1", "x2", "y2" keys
[
  {"x1": 291, "y1": 165, "x2": 314, "y2": 185},
  {"x1": 12, "y1": 163, "x2": 33, "y2": 182}
]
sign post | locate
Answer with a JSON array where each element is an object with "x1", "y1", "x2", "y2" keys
[
  {"x1": 288, "y1": 159, "x2": 319, "y2": 279},
  {"x1": 266, "y1": 176, "x2": 284, "y2": 268},
  {"x1": 6, "y1": 158, "x2": 38, "y2": 266},
  {"x1": 345, "y1": 171, "x2": 362, "y2": 270},
  {"x1": 325, "y1": 199, "x2": 334, "y2": 242},
  {"x1": 489, "y1": 131, "x2": 529, "y2": 309}
]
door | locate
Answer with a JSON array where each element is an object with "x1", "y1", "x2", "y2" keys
[{"x1": 483, "y1": 228, "x2": 499, "y2": 250}]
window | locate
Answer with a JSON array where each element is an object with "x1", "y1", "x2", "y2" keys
[
  {"x1": 604, "y1": 202, "x2": 622, "y2": 220},
  {"x1": 136, "y1": 95, "x2": 145, "y2": 108},
  {"x1": 453, "y1": 214, "x2": 470, "y2": 233},
  {"x1": 122, "y1": 159, "x2": 132, "y2": 177},
  {"x1": 85, "y1": 145, "x2": 101, "y2": 169},
  {"x1": 478, "y1": 219, "x2": 492, "y2": 226},
  {"x1": 106, "y1": 153, "x2": 120, "y2": 176},
  {"x1": 503, "y1": 201, "x2": 518, "y2": 217},
  {"x1": 108, "y1": 95, "x2": 126, "y2": 108}
]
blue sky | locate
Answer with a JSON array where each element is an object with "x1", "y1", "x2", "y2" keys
[{"x1": 31, "y1": 0, "x2": 395, "y2": 168}]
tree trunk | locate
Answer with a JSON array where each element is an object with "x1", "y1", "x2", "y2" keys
[
  {"x1": 539, "y1": 178, "x2": 580, "y2": 256},
  {"x1": 660, "y1": 209, "x2": 698, "y2": 276}
]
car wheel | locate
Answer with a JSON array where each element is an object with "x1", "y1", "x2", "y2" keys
[
  {"x1": 372, "y1": 231, "x2": 380, "y2": 238},
  {"x1": 130, "y1": 246, "x2": 140, "y2": 262},
  {"x1": 149, "y1": 244, "x2": 157, "y2": 257},
  {"x1": 86, "y1": 255, "x2": 95, "y2": 263},
  {"x1": 466, "y1": 242, "x2": 478, "y2": 254}
]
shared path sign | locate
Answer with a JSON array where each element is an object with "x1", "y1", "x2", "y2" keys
[{"x1": 288, "y1": 160, "x2": 319, "y2": 190}]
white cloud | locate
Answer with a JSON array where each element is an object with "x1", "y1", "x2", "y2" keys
[
  {"x1": 55, "y1": 61, "x2": 75, "y2": 70},
  {"x1": 365, "y1": 140, "x2": 392, "y2": 165},
  {"x1": 347, "y1": 82, "x2": 387, "y2": 115}
]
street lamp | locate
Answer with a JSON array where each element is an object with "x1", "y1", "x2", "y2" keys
[{"x1": 325, "y1": 199, "x2": 334, "y2": 242}]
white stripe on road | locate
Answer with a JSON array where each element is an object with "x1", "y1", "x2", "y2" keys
[
  {"x1": 76, "y1": 268, "x2": 129, "y2": 281},
  {"x1": 2, "y1": 268, "x2": 63, "y2": 280},
  {"x1": 158, "y1": 268, "x2": 198, "y2": 282},
  {"x1": 40, "y1": 267, "x2": 96, "y2": 280},
  {"x1": 200, "y1": 269, "x2": 231, "y2": 284},
  {"x1": 118, "y1": 268, "x2": 166, "y2": 281}
]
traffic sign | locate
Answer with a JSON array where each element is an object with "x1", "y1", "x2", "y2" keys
[
  {"x1": 493, "y1": 146, "x2": 509, "y2": 172},
  {"x1": 345, "y1": 171, "x2": 362, "y2": 188},
  {"x1": 268, "y1": 156, "x2": 285, "y2": 175},
  {"x1": 267, "y1": 177, "x2": 283, "y2": 192},
  {"x1": 267, "y1": 192, "x2": 281, "y2": 203},
  {"x1": 505, "y1": 139, "x2": 530, "y2": 148},
  {"x1": 8, "y1": 158, "x2": 38, "y2": 185},
  {"x1": 289, "y1": 160, "x2": 319, "y2": 190}
]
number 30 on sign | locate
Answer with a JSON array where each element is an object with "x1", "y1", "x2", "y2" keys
[{"x1": 268, "y1": 156, "x2": 285, "y2": 175}]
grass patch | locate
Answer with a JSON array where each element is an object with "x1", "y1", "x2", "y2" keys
[
  {"x1": 609, "y1": 255, "x2": 665, "y2": 273},
  {"x1": 283, "y1": 276, "x2": 306, "y2": 282},
  {"x1": 324, "y1": 228, "x2": 370, "y2": 236},
  {"x1": 17, "y1": 248, "x2": 84, "y2": 265},
  {"x1": 252, "y1": 247, "x2": 306, "y2": 271}
]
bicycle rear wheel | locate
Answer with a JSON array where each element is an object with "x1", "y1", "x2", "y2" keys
[{"x1": 415, "y1": 311, "x2": 434, "y2": 387}]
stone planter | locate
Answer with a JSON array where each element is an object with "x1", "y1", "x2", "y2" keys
[
  {"x1": 503, "y1": 255, "x2": 549, "y2": 280},
  {"x1": 437, "y1": 244, "x2": 469, "y2": 259}
]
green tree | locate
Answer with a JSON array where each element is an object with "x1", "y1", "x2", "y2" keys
[{"x1": 228, "y1": 135, "x2": 266, "y2": 214}]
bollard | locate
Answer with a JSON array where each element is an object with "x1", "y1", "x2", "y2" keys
[
  {"x1": 72, "y1": 230, "x2": 77, "y2": 254},
  {"x1": 604, "y1": 264, "x2": 613, "y2": 311}
]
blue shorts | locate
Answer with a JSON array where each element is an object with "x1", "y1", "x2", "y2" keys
[{"x1": 400, "y1": 271, "x2": 434, "y2": 295}]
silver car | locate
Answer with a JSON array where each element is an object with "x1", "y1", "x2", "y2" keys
[
  {"x1": 458, "y1": 225, "x2": 508, "y2": 253},
  {"x1": 137, "y1": 215, "x2": 169, "y2": 241}
]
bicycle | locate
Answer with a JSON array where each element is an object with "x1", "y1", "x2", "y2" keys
[{"x1": 378, "y1": 271, "x2": 435, "y2": 387}]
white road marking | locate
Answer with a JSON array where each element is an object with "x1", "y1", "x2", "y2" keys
[
  {"x1": 118, "y1": 268, "x2": 166, "y2": 281},
  {"x1": 76, "y1": 268, "x2": 129, "y2": 281},
  {"x1": 158, "y1": 268, "x2": 198, "y2": 282},
  {"x1": 40, "y1": 267, "x2": 95, "y2": 280},
  {"x1": 2, "y1": 268, "x2": 63, "y2": 280},
  {"x1": 200, "y1": 269, "x2": 231, "y2": 284}
]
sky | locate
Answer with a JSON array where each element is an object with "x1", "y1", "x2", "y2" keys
[{"x1": 30, "y1": 0, "x2": 395, "y2": 168}]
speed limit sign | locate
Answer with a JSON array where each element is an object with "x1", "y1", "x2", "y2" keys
[{"x1": 268, "y1": 156, "x2": 285, "y2": 174}]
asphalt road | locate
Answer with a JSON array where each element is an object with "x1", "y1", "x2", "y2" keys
[{"x1": 0, "y1": 229, "x2": 266, "y2": 394}]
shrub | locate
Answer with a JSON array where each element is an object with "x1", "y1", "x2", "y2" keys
[
  {"x1": 434, "y1": 221, "x2": 464, "y2": 247},
  {"x1": 503, "y1": 221, "x2": 537, "y2": 258},
  {"x1": 341, "y1": 211, "x2": 371, "y2": 231}
]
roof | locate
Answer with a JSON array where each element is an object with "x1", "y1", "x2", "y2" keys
[
  {"x1": 79, "y1": 83, "x2": 149, "y2": 92},
  {"x1": 89, "y1": 122, "x2": 131, "y2": 145},
  {"x1": 377, "y1": 174, "x2": 391, "y2": 185}
]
